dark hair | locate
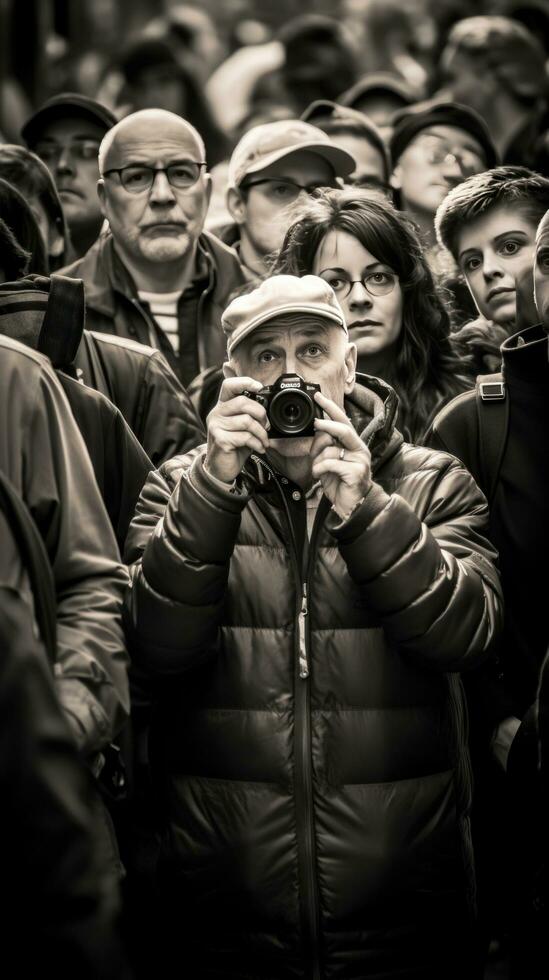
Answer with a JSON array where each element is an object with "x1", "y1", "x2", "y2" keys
[
  {"x1": 0, "y1": 217, "x2": 30, "y2": 280},
  {"x1": 0, "y1": 145, "x2": 70, "y2": 270},
  {"x1": 273, "y1": 188, "x2": 472, "y2": 441},
  {"x1": 436, "y1": 165, "x2": 549, "y2": 261},
  {"x1": 0, "y1": 178, "x2": 49, "y2": 275}
]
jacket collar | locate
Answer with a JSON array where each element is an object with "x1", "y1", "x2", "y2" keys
[{"x1": 76, "y1": 229, "x2": 242, "y2": 316}]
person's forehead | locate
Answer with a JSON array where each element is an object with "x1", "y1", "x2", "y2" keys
[
  {"x1": 458, "y1": 204, "x2": 537, "y2": 254},
  {"x1": 105, "y1": 119, "x2": 203, "y2": 168},
  {"x1": 411, "y1": 124, "x2": 485, "y2": 157},
  {"x1": 255, "y1": 149, "x2": 334, "y2": 182},
  {"x1": 314, "y1": 228, "x2": 379, "y2": 269},
  {"x1": 37, "y1": 115, "x2": 106, "y2": 142}
]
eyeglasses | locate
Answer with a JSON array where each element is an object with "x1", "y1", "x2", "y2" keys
[
  {"x1": 240, "y1": 177, "x2": 336, "y2": 202},
  {"x1": 102, "y1": 161, "x2": 207, "y2": 194},
  {"x1": 319, "y1": 270, "x2": 398, "y2": 299},
  {"x1": 35, "y1": 140, "x2": 101, "y2": 163},
  {"x1": 414, "y1": 137, "x2": 483, "y2": 177}
]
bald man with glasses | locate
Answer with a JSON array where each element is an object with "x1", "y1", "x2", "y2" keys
[{"x1": 62, "y1": 108, "x2": 245, "y2": 388}]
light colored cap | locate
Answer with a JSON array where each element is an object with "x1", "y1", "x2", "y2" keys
[
  {"x1": 222, "y1": 275, "x2": 347, "y2": 355},
  {"x1": 227, "y1": 119, "x2": 356, "y2": 188}
]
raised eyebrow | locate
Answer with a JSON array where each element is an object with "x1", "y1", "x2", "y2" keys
[{"x1": 493, "y1": 229, "x2": 530, "y2": 246}]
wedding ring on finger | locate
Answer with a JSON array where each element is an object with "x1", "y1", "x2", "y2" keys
[{"x1": 339, "y1": 447, "x2": 346, "y2": 461}]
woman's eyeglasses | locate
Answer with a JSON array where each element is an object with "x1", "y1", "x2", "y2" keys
[
  {"x1": 319, "y1": 270, "x2": 398, "y2": 299},
  {"x1": 102, "y1": 161, "x2": 206, "y2": 193}
]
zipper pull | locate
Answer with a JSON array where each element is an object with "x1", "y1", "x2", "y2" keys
[{"x1": 298, "y1": 584, "x2": 309, "y2": 679}]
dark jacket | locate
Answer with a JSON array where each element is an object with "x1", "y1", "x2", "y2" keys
[
  {"x1": 0, "y1": 334, "x2": 129, "y2": 757},
  {"x1": 57, "y1": 372, "x2": 152, "y2": 552},
  {"x1": 0, "y1": 278, "x2": 205, "y2": 466},
  {"x1": 61, "y1": 230, "x2": 246, "y2": 384},
  {"x1": 124, "y1": 376, "x2": 502, "y2": 979}
]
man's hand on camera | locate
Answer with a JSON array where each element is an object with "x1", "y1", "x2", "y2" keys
[
  {"x1": 204, "y1": 377, "x2": 269, "y2": 485},
  {"x1": 311, "y1": 392, "x2": 372, "y2": 521}
]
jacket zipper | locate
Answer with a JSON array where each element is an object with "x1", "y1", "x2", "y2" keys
[{"x1": 298, "y1": 583, "x2": 309, "y2": 679}]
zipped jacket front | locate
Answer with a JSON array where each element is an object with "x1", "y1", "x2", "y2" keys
[{"x1": 124, "y1": 377, "x2": 502, "y2": 979}]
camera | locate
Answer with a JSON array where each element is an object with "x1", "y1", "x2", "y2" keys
[{"x1": 243, "y1": 374, "x2": 323, "y2": 439}]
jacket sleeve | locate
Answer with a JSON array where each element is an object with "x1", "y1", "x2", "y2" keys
[
  {"x1": 26, "y1": 362, "x2": 130, "y2": 756},
  {"x1": 138, "y1": 351, "x2": 206, "y2": 466},
  {"x1": 124, "y1": 452, "x2": 248, "y2": 676},
  {"x1": 330, "y1": 454, "x2": 502, "y2": 672}
]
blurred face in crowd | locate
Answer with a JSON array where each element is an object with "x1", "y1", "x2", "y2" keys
[
  {"x1": 457, "y1": 204, "x2": 538, "y2": 325},
  {"x1": 98, "y1": 110, "x2": 211, "y2": 269},
  {"x1": 534, "y1": 212, "x2": 549, "y2": 330},
  {"x1": 312, "y1": 229, "x2": 403, "y2": 361},
  {"x1": 227, "y1": 151, "x2": 336, "y2": 268},
  {"x1": 331, "y1": 134, "x2": 386, "y2": 189},
  {"x1": 129, "y1": 66, "x2": 185, "y2": 117},
  {"x1": 231, "y1": 316, "x2": 356, "y2": 458},
  {"x1": 392, "y1": 125, "x2": 486, "y2": 215},
  {"x1": 355, "y1": 94, "x2": 408, "y2": 142},
  {"x1": 438, "y1": 48, "x2": 495, "y2": 122},
  {"x1": 32, "y1": 115, "x2": 105, "y2": 235}
]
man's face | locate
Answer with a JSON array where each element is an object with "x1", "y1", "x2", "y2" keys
[
  {"x1": 534, "y1": 217, "x2": 549, "y2": 330},
  {"x1": 457, "y1": 204, "x2": 538, "y2": 326},
  {"x1": 437, "y1": 48, "x2": 494, "y2": 122},
  {"x1": 232, "y1": 318, "x2": 356, "y2": 458},
  {"x1": 392, "y1": 124, "x2": 486, "y2": 215},
  {"x1": 355, "y1": 94, "x2": 407, "y2": 142},
  {"x1": 228, "y1": 150, "x2": 336, "y2": 261},
  {"x1": 33, "y1": 115, "x2": 105, "y2": 231},
  {"x1": 98, "y1": 115, "x2": 211, "y2": 266},
  {"x1": 331, "y1": 133, "x2": 386, "y2": 189}
]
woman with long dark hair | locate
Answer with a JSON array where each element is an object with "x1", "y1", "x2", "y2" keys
[{"x1": 274, "y1": 188, "x2": 472, "y2": 442}]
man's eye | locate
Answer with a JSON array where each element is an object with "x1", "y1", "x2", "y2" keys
[
  {"x1": 305, "y1": 344, "x2": 323, "y2": 357},
  {"x1": 124, "y1": 168, "x2": 150, "y2": 187},
  {"x1": 271, "y1": 183, "x2": 295, "y2": 199},
  {"x1": 500, "y1": 240, "x2": 521, "y2": 256},
  {"x1": 537, "y1": 250, "x2": 549, "y2": 273},
  {"x1": 258, "y1": 351, "x2": 277, "y2": 363},
  {"x1": 80, "y1": 141, "x2": 100, "y2": 159}
]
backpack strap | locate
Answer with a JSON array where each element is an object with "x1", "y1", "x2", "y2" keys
[
  {"x1": 475, "y1": 372, "x2": 509, "y2": 505},
  {"x1": 0, "y1": 471, "x2": 57, "y2": 667},
  {"x1": 37, "y1": 275, "x2": 85, "y2": 369}
]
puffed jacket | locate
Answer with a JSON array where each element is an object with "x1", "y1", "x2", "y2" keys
[
  {"x1": 0, "y1": 334, "x2": 129, "y2": 757},
  {"x1": 124, "y1": 375, "x2": 502, "y2": 980}
]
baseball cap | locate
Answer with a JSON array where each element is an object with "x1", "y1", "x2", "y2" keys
[
  {"x1": 22, "y1": 94, "x2": 117, "y2": 146},
  {"x1": 339, "y1": 72, "x2": 417, "y2": 111},
  {"x1": 300, "y1": 100, "x2": 390, "y2": 181},
  {"x1": 227, "y1": 119, "x2": 356, "y2": 189},
  {"x1": 222, "y1": 275, "x2": 347, "y2": 355},
  {"x1": 390, "y1": 101, "x2": 499, "y2": 169}
]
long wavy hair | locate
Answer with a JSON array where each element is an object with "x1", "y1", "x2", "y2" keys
[{"x1": 273, "y1": 189, "x2": 472, "y2": 441}]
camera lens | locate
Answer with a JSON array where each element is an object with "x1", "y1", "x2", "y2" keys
[{"x1": 270, "y1": 389, "x2": 314, "y2": 435}]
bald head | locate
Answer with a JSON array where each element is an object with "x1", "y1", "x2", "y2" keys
[{"x1": 98, "y1": 109, "x2": 206, "y2": 174}]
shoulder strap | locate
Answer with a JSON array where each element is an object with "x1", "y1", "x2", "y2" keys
[
  {"x1": 475, "y1": 373, "x2": 509, "y2": 504},
  {"x1": 0, "y1": 471, "x2": 57, "y2": 667},
  {"x1": 37, "y1": 275, "x2": 85, "y2": 369}
]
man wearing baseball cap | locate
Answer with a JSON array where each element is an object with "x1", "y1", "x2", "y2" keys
[
  {"x1": 220, "y1": 119, "x2": 355, "y2": 280},
  {"x1": 22, "y1": 93, "x2": 117, "y2": 258},
  {"x1": 124, "y1": 273, "x2": 501, "y2": 978},
  {"x1": 390, "y1": 100, "x2": 498, "y2": 273}
]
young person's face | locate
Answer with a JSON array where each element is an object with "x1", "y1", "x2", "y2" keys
[
  {"x1": 312, "y1": 229, "x2": 403, "y2": 360},
  {"x1": 457, "y1": 205, "x2": 538, "y2": 326},
  {"x1": 33, "y1": 115, "x2": 105, "y2": 233}
]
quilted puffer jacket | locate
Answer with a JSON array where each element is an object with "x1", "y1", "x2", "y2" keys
[{"x1": 124, "y1": 376, "x2": 502, "y2": 980}]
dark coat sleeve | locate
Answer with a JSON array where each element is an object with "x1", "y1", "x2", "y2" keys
[
  {"x1": 124, "y1": 451, "x2": 248, "y2": 676},
  {"x1": 0, "y1": 584, "x2": 129, "y2": 978},
  {"x1": 138, "y1": 350, "x2": 206, "y2": 465},
  {"x1": 25, "y1": 362, "x2": 130, "y2": 755},
  {"x1": 329, "y1": 455, "x2": 503, "y2": 672}
]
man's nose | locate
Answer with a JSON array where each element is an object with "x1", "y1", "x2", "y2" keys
[
  {"x1": 149, "y1": 170, "x2": 177, "y2": 205},
  {"x1": 55, "y1": 147, "x2": 75, "y2": 176},
  {"x1": 440, "y1": 153, "x2": 463, "y2": 181}
]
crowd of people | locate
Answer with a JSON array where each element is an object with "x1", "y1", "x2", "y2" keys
[{"x1": 1, "y1": 4, "x2": 549, "y2": 978}]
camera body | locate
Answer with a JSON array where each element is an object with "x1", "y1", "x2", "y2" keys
[{"x1": 244, "y1": 374, "x2": 323, "y2": 439}]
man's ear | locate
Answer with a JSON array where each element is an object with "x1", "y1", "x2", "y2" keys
[
  {"x1": 344, "y1": 342, "x2": 357, "y2": 394},
  {"x1": 390, "y1": 164, "x2": 402, "y2": 191},
  {"x1": 227, "y1": 187, "x2": 247, "y2": 226},
  {"x1": 222, "y1": 359, "x2": 237, "y2": 380},
  {"x1": 97, "y1": 179, "x2": 108, "y2": 217}
]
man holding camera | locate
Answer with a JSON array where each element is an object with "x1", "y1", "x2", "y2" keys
[{"x1": 124, "y1": 275, "x2": 502, "y2": 979}]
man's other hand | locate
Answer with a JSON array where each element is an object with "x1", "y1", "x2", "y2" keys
[
  {"x1": 311, "y1": 391, "x2": 372, "y2": 521},
  {"x1": 204, "y1": 377, "x2": 269, "y2": 485}
]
